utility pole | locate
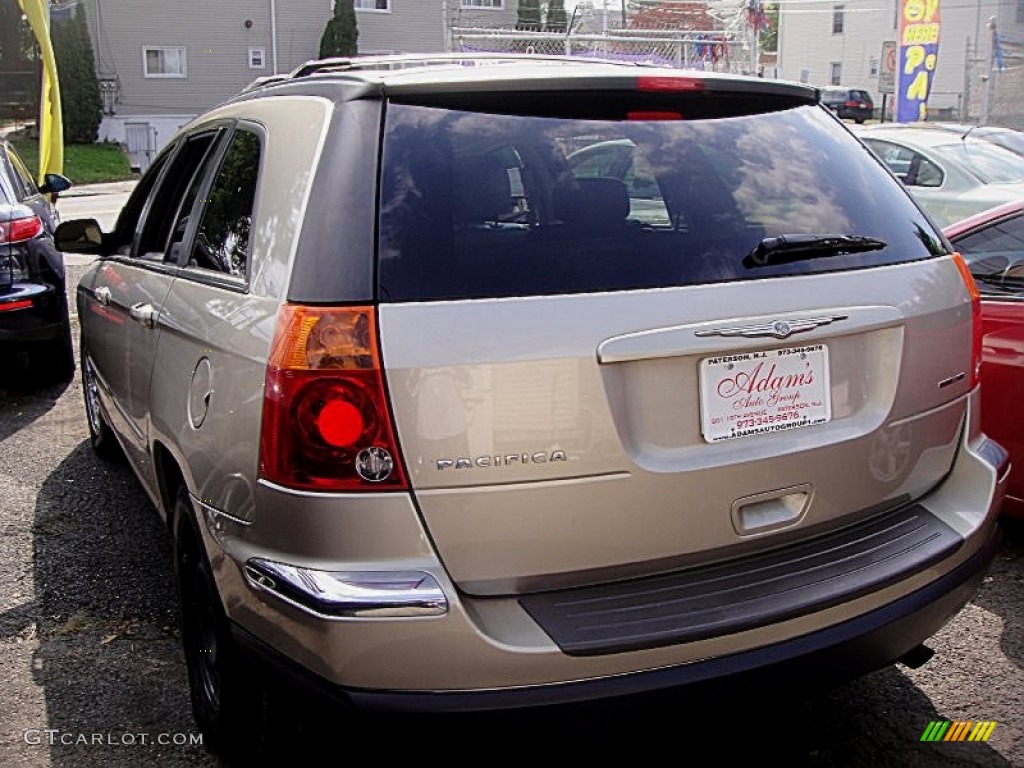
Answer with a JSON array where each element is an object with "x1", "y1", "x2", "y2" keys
[{"x1": 980, "y1": 15, "x2": 996, "y2": 125}]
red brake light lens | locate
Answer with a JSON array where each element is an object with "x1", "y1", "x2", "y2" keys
[
  {"x1": 0, "y1": 299, "x2": 33, "y2": 312},
  {"x1": 627, "y1": 110, "x2": 684, "y2": 121},
  {"x1": 0, "y1": 214, "x2": 43, "y2": 244},
  {"x1": 259, "y1": 305, "x2": 408, "y2": 491},
  {"x1": 951, "y1": 252, "x2": 982, "y2": 389},
  {"x1": 637, "y1": 75, "x2": 704, "y2": 93}
]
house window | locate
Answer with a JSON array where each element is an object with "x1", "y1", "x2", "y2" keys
[
  {"x1": 832, "y1": 5, "x2": 845, "y2": 34},
  {"x1": 143, "y1": 46, "x2": 186, "y2": 78},
  {"x1": 462, "y1": 0, "x2": 503, "y2": 7},
  {"x1": 830, "y1": 62, "x2": 842, "y2": 85},
  {"x1": 248, "y1": 47, "x2": 265, "y2": 69},
  {"x1": 354, "y1": 0, "x2": 389, "y2": 9}
]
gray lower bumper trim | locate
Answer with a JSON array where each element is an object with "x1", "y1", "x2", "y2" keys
[{"x1": 520, "y1": 504, "x2": 961, "y2": 656}]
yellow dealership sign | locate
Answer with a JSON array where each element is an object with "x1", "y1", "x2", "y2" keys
[
  {"x1": 896, "y1": 0, "x2": 941, "y2": 122},
  {"x1": 17, "y1": 0, "x2": 63, "y2": 183}
]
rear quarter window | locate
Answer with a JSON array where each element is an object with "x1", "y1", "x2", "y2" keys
[{"x1": 378, "y1": 102, "x2": 946, "y2": 301}]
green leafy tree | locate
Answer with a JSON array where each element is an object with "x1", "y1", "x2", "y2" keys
[
  {"x1": 517, "y1": 0, "x2": 542, "y2": 31},
  {"x1": 545, "y1": 0, "x2": 568, "y2": 32},
  {"x1": 52, "y1": 5, "x2": 102, "y2": 143},
  {"x1": 0, "y1": 2, "x2": 36, "y2": 70},
  {"x1": 319, "y1": 1, "x2": 359, "y2": 58}
]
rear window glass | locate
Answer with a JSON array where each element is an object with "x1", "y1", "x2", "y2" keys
[
  {"x1": 378, "y1": 103, "x2": 945, "y2": 301},
  {"x1": 931, "y1": 141, "x2": 1024, "y2": 184}
]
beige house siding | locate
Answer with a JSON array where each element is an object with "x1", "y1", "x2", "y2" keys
[
  {"x1": 356, "y1": 1, "x2": 445, "y2": 53},
  {"x1": 84, "y1": 0, "x2": 279, "y2": 117},
  {"x1": 81, "y1": 1, "x2": 522, "y2": 155},
  {"x1": 455, "y1": 1, "x2": 519, "y2": 30},
  {"x1": 85, "y1": 1, "x2": 522, "y2": 119}
]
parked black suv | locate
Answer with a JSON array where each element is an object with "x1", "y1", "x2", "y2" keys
[
  {"x1": 821, "y1": 87, "x2": 874, "y2": 123},
  {"x1": 0, "y1": 139, "x2": 73, "y2": 384}
]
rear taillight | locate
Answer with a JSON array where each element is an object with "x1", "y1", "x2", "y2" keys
[
  {"x1": 952, "y1": 252, "x2": 982, "y2": 389},
  {"x1": 259, "y1": 304, "x2": 408, "y2": 491},
  {"x1": 0, "y1": 214, "x2": 43, "y2": 244},
  {"x1": 637, "y1": 75, "x2": 704, "y2": 92},
  {"x1": 627, "y1": 111, "x2": 684, "y2": 121}
]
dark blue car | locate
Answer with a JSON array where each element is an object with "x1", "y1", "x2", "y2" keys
[{"x1": 0, "y1": 139, "x2": 73, "y2": 384}]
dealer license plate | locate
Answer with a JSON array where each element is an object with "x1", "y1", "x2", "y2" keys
[{"x1": 699, "y1": 344, "x2": 831, "y2": 442}]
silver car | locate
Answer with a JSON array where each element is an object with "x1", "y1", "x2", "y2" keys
[
  {"x1": 56, "y1": 55, "x2": 1008, "y2": 755},
  {"x1": 855, "y1": 123, "x2": 1024, "y2": 227}
]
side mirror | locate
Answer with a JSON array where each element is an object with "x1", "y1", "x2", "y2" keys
[
  {"x1": 55, "y1": 218, "x2": 104, "y2": 254},
  {"x1": 39, "y1": 173, "x2": 72, "y2": 195}
]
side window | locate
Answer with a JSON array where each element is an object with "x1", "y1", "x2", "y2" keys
[
  {"x1": 110, "y1": 151, "x2": 171, "y2": 255},
  {"x1": 6, "y1": 149, "x2": 38, "y2": 199},
  {"x1": 913, "y1": 156, "x2": 943, "y2": 187},
  {"x1": 864, "y1": 140, "x2": 913, "y2": 181},
  {"x1": 188, "y1": 128, "x2": 261, "y2": 278},
  {"x1": 955, "y1": 213, "x2": 1024, "y2": 293},
  {"x1": 135, "y1": 132, "x2": 220, "y2": 261}
]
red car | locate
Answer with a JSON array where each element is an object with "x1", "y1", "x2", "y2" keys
[{"x1": 945, "y1": 202, "x2": 1024, "y2": 518}]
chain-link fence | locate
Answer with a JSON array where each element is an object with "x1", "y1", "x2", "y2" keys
[
  {"x1": 964, "y1": 39, "x2": 1024, "y2": 130},
  {"x1": 449, "y1": 2, "x2": 759, "y2": 75},
  {"x1": 452, "y1": 27, "x2": 748, "y2": 72}
]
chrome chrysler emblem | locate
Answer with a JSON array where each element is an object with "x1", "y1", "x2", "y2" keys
[
  {"x1": 355, "y1": 447, "x2": 394, "y2": 482},
  {"x1": 695, "y1": 315, "x2": 848, "y2": 340}
]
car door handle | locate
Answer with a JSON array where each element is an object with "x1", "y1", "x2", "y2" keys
[
  {"x1": 94, "y1": 286, "x2": 111, "y2": 306},
  {"x1": 129, "y1": 302, "x2": 158, "y2": 328}
]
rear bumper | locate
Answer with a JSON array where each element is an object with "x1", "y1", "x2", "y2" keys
[
  {"x1": 235, "y1": 521, "x2": 1000, "y2": 712},
  {"x1": 199, "y1": 392, "x2": 1007, "y2": 699},
  {"x1": 0, "y1": 282, "x2": 64, "y2": 342}
]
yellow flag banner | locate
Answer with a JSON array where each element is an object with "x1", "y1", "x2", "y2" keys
[
  {"x1": 896, "y1": 0, "x2": 941, "y2": 122},
  {"x1": 17, "y1": 0, "x2": 63, "y2": 183}
]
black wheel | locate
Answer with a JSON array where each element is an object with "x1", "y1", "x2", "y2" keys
[
  {"x1": 28, "y1": 316, "x2": 74, "y2": 385},
  {"x1": 855, "y1": 118, "x2": 866, "y2": 124},
  {"x1": 173, "y1": 487, "x2": 280, "y2": 756},
  {"x1": 81, "y1": 353, "x2": 121, "y2": 460}
]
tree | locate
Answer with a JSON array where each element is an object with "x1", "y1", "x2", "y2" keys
[
  {"x1": 0, "y1": 2, "x2": 36, "y2": 71},
  {"x1": 517, "y1": 0, "x2": 542, "y2": 31},
  {"x1": 52, "y1": 5, "x2": 101, "y2": 144},
  {"x1": 319, "y1": 1, "x2": 358, "y2": 58},
  {"x1": 545, "y1": 0, "x2": 568, "y2": 32}
]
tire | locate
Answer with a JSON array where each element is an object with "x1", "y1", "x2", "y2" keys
[
  {"x1": 81, "y1": 353, "x2": 121, "y2": 460},
  {"x1": 855, "y1": 118, "x2": 866, "y2": 125},
  {"x1": 28, "y1": 316, "x2": 74, "y2": 385},
  {"x1": 173, "y1": 487, "x2": 282, "y2": 757}
]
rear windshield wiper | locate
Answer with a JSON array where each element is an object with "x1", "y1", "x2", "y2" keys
[{"x1": 743, "y1": 234, "x2": 887, "y2": 268}]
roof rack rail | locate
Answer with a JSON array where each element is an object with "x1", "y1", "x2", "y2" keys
[{"x1": 286, "y1": 52, "x2": 640, "y2": 81}]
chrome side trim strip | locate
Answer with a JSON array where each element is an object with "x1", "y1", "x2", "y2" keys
[{"x1": 190, "y1": 494, "x2": 253, "y2": 527}]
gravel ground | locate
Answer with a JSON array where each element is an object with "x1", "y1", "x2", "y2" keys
[{"x1": 0, "y1": 255, "x2": 1021, "y2": 766}]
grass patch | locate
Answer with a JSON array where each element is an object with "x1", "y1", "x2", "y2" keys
[{"x1": 11, "y1": 139, "x2": 136, "y2": 185}]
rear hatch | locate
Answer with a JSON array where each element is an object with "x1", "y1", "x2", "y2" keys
[{"x1": 373, "y1": 74, "x2": 972, "y2": 596}]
